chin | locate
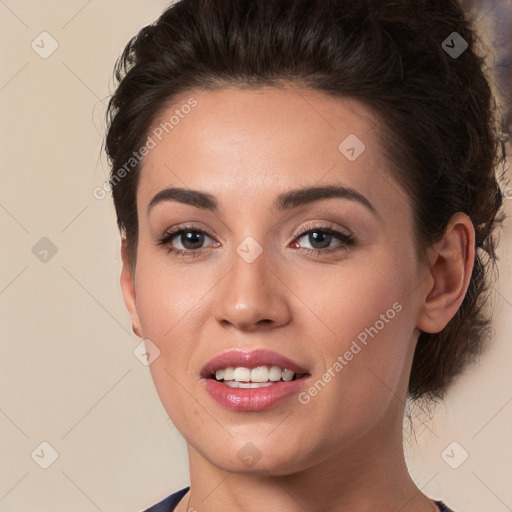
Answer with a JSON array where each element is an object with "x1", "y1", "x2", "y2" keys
[{"x1": 195, "y1": 436, "x2": 315, "y2": 476}]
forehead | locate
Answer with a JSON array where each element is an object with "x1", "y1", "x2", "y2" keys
[{"x1": 137, "y1": 87, "x2": 405, "y2": 216}]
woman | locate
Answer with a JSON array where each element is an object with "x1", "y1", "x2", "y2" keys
[{"x1": 104, "y1": 0, "x2": 507, "y2": 510}]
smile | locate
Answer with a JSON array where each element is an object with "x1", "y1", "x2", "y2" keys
[{"x1": 212, "y1": 365, "x2": 304, "y2": 388}]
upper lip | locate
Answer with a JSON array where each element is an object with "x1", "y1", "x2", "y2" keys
[{"x1": 201, "y1": 349, "x2": 309, "y2": 378}]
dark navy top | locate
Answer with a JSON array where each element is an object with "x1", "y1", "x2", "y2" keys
[
  {"x1": 143, "y1": 486, "x2": 456, "y2": 511},
  {"x1": 144, "y1": 486, "x2": 189, "y2": 511}
]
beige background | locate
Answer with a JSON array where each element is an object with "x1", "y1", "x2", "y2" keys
[{"x1": 0, "y1": 1, "x2": 511, "y2": 511}]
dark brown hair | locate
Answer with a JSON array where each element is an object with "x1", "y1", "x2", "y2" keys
[{"x1": 104, "y1": 0, "x2": 507, "y2": 401}]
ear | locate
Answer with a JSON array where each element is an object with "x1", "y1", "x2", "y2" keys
[
  {"x1": 416, "y1": 212, "x2": 475, "y2": 333},
  {"x1": 120, "y1": 239, "x2": 143, "y2": 338}
]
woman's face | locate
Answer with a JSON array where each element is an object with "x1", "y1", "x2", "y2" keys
[{"x1": 122, "y1": 87, "x2": 429, "y2": 474}]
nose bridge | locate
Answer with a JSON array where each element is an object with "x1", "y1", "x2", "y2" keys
[{"x1": 214, "y1": 235, "x2": 291, "y2": 330}]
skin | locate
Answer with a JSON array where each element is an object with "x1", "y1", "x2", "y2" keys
[{"x1": 120, "y1": 87, "x2": 475, "y2": 512}]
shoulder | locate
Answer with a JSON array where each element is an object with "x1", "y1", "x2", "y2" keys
[{"x1": 143, "y1": 486, "x2": 190, "y2": 512}]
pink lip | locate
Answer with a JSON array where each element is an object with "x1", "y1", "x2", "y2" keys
[
  {"x1": 201, "y1": 349, "x2": 310, "y2": 412},
  {"x1": 204, "y1": 378, "x2": 310, "y2": 411}
]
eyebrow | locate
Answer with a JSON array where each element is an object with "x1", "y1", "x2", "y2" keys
[{"x1": 147, "y1": 184, "x2": 378, "y2": 216}]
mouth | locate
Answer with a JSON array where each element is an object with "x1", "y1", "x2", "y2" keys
[{"x1": 201, "y1": 349, "x2": 311, "y2": 411}]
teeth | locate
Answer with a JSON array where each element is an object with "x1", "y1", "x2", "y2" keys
[
  {"x1": 251, "y1": 366, "x2": 269, "y2": 382},
  {"x1": 268, "y1": 366, "x2": 283, "y2": 381},
  {"x1": 223, "y1": 367, "x2": 234, "y2": 380},
  {"x1": 233, "y1": 367, "x2": 251, "y2": 382},
  {"x1": 213, "y1": 365, "x2": 298, "y2": 384},
  {"x1": 282, "y1": 369, "x2": 295, "y2": 381}
]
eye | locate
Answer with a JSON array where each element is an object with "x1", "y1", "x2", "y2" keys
[
  {"x1": 156, "y1": 222, "x2": 355, "y2": 258},
  {"x1": 157, "y1": 225, "x2": 219, "y2": 256},
  {"x1": 291, "y1": 223, "x2": 355, "y2": 255}
]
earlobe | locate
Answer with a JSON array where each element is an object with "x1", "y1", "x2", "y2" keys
[
  {"x1": 417, "y1": 213, "x2": 475, "y2": 334},
  {"x1": 120, "y1": 239, "x2": 143, "y2": 338},
  {"x1": 131, "y1": 323, "x2": 142, "y2": 337}
]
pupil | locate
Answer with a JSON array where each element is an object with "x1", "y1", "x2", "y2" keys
[
  {"x1": 310, "y1": 231, "x2": 331, "y2": 249},
  {"x1": 182, "y1": 231, "x2": 204, "y2": 249}
]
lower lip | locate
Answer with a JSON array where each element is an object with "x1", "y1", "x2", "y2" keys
[{"x1": 204, "y1": 377, "x2": 309, "y2": 411}]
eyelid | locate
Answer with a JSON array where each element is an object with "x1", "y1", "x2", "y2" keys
[{"x1": 293, "y1": 221, "x2": 353, "y2": 239}]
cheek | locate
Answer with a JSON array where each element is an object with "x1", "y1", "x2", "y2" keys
[
  {"x1": 134, "y1": 253, "x2": 209, "y2": 344},
  {"x1": 297, "y1": 252, "x2": 411, "y2": 352},
  {"x1": 297, "y1": 250, "x2": 417, "y2": 412},
  {"x1": 133, "y1": 254, "x2": 212, "y2": 431},
  {"x1": 132, "y1": 268, "x2": 201, "y2": 422}
]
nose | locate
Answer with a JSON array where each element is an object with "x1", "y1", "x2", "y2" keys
[{"x1": 213, "y1": 242, "x2": 292, "y2": 332}]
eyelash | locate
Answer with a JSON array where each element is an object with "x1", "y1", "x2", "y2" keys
[{"x1": 156, "y1": 222, "x2": 355, "y2": 258}]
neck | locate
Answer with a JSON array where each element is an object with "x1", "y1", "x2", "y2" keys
[{"x1": 182, "y1": 411, "x2": 436, "y2": 512}]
